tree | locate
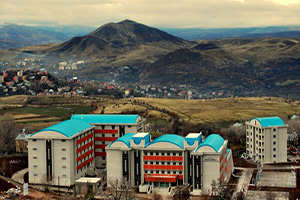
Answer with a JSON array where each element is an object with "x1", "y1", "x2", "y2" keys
[
  {"x1": 0, "y1": 114, "x2": 18, "y2": 154},
  {"x1": 84, "y1": 184, "x2": 95, "y2": 200},
  {"x1": 106, "y1": 178, "x2": 135, "y2": 200},
  {"x1": 210, "y1": 179, "x2": 233, "y2": 200},
  {"x1": 173, "y1": 183, "x2": 191, "y2": 200}
]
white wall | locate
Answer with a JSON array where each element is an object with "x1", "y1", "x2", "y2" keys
[{"x1": 106, "y1": 149, "x2": 123, "y2": 187}]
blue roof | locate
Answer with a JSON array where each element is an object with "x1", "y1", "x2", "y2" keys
[
  {"x1": 196, "y1": 134, "x2": 224, "y2": 152},
  {"x1": 30, "y1": 120, "x2": 93, "y2": 138},
  {"x1": 109, "y1": 133, "x2": 135, "y2": 148},
  {"x1": 71, "y1": 114, "x2": 140, "y2": 124},
  {"x1": 249, "y1": 117, "x2": 285, "y2": 127},
  {"x1": 145, "y1": 134, "x2": 184, "y2": 149}
]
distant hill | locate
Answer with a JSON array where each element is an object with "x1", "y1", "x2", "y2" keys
[
  {"x1": 141, "y1": 38, "x2": 300, "y2": 98},
  {"x1": 0, "y1": 22, "x2": 95, "y2": 49},
  {"x1": 162, "y1": 26, "x2": 300, "y2": 40},
  {"x1": 20, "y1": 20, "x2": 193, "y2": 66}
]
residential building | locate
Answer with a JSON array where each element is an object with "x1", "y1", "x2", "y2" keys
[
  {"x1": 28, "y1": 120, "x2": 95, "y2": 186},
  {"x1": 106, "y1": 132, "x2": 233, "y2": 195},
  {"x1": 15, "y1": 129, "x2": 29, "y2": 153},
  {"x1": 246, "y1": 117, "x2": 288, "y2": 164},
  {"x1": 70, "y1": 114, "x2": 144, "y2": 168}
]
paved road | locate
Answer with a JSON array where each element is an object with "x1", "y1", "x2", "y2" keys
[
  {"x1": 11, "y1": 168, "x2": 28, "y2": 184},
  {"x1": 232, "y1": 168, "x2": 254, "y2": 199}
]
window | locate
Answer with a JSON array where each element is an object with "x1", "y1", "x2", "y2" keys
[
  {"x1": 62, "y1": 148, "x2": 66, "y2": 151},
  {"x1": 33, "y1": 156, "x2": 37, "y2": 159},
  {"x1": 34, "y1": 174, "x2": 38, "y2": 177},
  {"x1": 167, "y1": 162, "x2": 170, "y2": 165},
  {"x1": 273, "y1": 141, "x2": 276, "y2": 145},
  {"x1": 156, "y1": 171, "x2": 159, "y2": 174},
  {"x1": 273, "y1": 128, "x2": 276, "y2": 132},
  {"x1": 128, "y1": 125, "x2": 131, "y2": 128},
  {"x1": 62, "y1": 175, "x2": 67, "y2": 178},
  {"x1": 112, "y1": 134, "x2": 115, "y2": 137},
  {"x1": 162, "y1": 153, "x2": 164, "y2": 156},
  {"x1": 102, "y1": 134, "x2": 105, "y2": 137},
  {"x1": 112, "y1": 125, "x2": 115, "y2": 129},
  {"x1": 33, "y1": 148, "x2": 37, "y2": 150},
  {"x1": 273, "y1": 154, "x2": 276, "y2": 158},
  {"x1": 150, "y1": 162, "x2": 153, "y2": 164},
  {"x1": 61, "y1": 139, "x2": 66, "y2": 142},
  {"x1": 62, "y1": 166, "x2": 66, "y2": 168},
  {"x1": 156, "y1": 162, "x2": 159, "y2": 165},
  {"x1": 273, "y1": 135, "x2": 276, "y2": 139},
  {"x1": 33, "y1": 139, "x2": 37, "y2": 142},
  {"x1": 101, "y1": 125, "x2": 105, "y2": 129},
  {"x1": 62, "y1": 157, "x2": 66, "y2": 160},
  {"x1": 273, "y1": 148, "x2": 276, "y2": 151},
  {"x1": 102, "y1": 141, "x2": 105, "y2": 145},
  {"x1": 167, "y1": 153, "x2": 170, "y2": 156},
  {"x1": 162, "y1": 162, "x2": 165, "y2": 165},
  {"x1": 150, "y1": 152, "x2": 153, "y2": 155},
  {"x1": 33, "y1": 165, "x2": 37, "y2": 168}
]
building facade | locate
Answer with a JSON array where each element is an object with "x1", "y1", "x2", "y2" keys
[
  {"x1": 246, "y1": 117, "x2": 288, "y2": 164},
  {"x1": 15, "y1": 129, "x2": 29, "y2": 153},
  {"x1": 71, "y1": 114, "x2": 144, "y2": 168},
  {"x1": 28, "y1": 120, "x2": 95, "y2": 186},
  {"x1": 106, "y1": 132, "x2": 233, "y2": 195}
]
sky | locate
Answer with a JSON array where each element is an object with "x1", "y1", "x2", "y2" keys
[{"x1": 1, "y1": 0, "x2": 300, "y2": 28}]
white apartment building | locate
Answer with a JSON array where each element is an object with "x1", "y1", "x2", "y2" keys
[
  {"x1": 28, "y1": 120, "x2": 95, "y2": 186},
  {"x1": 106, "y1": 132, "x2": 234, "y2": 195},
  {"x1": 246, "y1": 117, "x2": 288, "y2": 164}
]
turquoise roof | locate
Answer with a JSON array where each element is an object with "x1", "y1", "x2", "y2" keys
[
  {"x1": 109, "y1": 133, "x2": 135, "y2": 148},
  {"x1": 30, "y1": 120, "x2": 93, "y2": 138},
  {"x1": 249, "y1": 117, "x2": 285, "y2": 127},
  {"x1": 145, "y1": 134, "x2": 184, "y2": 149},
  {"x1": 71, "y1": 114, "x2": 140, "y2": 124},
  {"x1": 196, "y1": 134, "x2": 224, "y2": 152}
]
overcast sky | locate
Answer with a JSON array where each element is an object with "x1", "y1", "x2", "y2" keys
[{"x1": 1, "y1": 0, "x2": 300, "y2": 28}]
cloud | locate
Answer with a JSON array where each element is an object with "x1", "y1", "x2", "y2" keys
[{"x1": 0, "y1": 0, "x2": 299, "y2": 28}]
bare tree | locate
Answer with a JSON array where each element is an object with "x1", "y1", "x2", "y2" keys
[
  {"x1": 106, "y1": 178, "x2": 135, "y2": 200},
  {"x1": 173, "y1": 183, "x2": 191, "y2": 200},
  {"x1": 0, "y1": 114, "x2": 18, "y2": 154}
]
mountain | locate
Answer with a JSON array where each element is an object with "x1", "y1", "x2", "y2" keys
[
  {"x1": 141, "y1": 38, "x2": 300, "y2": 98},
  {"x1": 0, "y1": 22, "x2": 69, "y2": 49},
  {"x1": 162, "y1": 26, "x2": 300, "y2": 40},
  {"x1": 21, "y1": 20, "x2": 193, "y2": 66},
  {"x1": 0, "y1": 22, "x2": 95, "y2": 49}
]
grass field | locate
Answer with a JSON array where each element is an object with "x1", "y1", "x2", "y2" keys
[
  {"x1": 103, "y1": 97, "x2": 300, "y2": 124},
  {"x1": 1, "y1": 95, "x2": 300, "y2": 125}
]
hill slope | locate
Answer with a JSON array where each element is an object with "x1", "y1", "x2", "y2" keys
[
  {"x1": 0, "y1": 22, "x2": 70, "y2": 49},
  {"x1": 21, "y1": 20, "x2": 193, "y2": 66},
  {"x1": 141, "y1": 38, "x2": 300, "y2": 98}
]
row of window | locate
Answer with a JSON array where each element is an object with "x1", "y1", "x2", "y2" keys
[
  {"x1": 145, "y1": 170, "x2": 183, "y2": 174},
  {"x1": 145, "y1": 152, "x2": 183, "y2": 156},
  {"x1": 77, "y1": 137, "x2": 93, "y2": 148},
  {"x1": 144, "y1": 161, "x2": 183, "y2": 165}
]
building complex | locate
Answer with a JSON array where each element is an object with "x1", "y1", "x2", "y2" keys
[
  {"x1": 28, "y1": 114, "x2": 144, "y2": 186},
  {"x1": 106, "y1": 132, "x2": 233, "y2": 195},
  {"x1": 246, "y1": 117, "x2": 288, "y2": 164}
]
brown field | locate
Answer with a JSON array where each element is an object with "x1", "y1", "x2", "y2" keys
[{"x1": 102, "y1": 97, "x2": 300, "y2": 124}]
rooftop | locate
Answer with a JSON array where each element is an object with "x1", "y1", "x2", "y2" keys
[
  {"x1": 109, "y1": 133, "x2": 135, "y2": 148},
  {"x1": 30, "y1": 119, "x2": 93, "y2": 138},
  {"x1": 71, "y1": 114, "x2": 141, "y2": 124},
  {"x1": 145, "y1": 134, "x2": 185, "y2": 149},
  {"x1": 185, "y1": 133, "x2": 201, "y2": 138},
  {"x1": 196, "y1": 134, "x2": 224, "y2": 152},
  {"x1": 249, "y1": 117, "x2": 286, "y2": 127},
  {"x1": 133, "y1": 132, "x2": 149, "y2": 138}
]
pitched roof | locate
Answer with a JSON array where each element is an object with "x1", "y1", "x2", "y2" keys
[
  {"x1": 109, "y1": 133, "x2": 135, "y2": 148},
  {"x1": 71, "y1": 114, "x2": 140, "y2": 124},
  {"x1": 196, "y1": 134, "x2": 224, "y2": 152},
  {"x1": 249, "y1": 117, "x2": 286, "y2": 127},
  {"x1": 30, "y1": 119, "x2": 93, "y2": 138},
  {"x1": 145, "y1": 134, "x2": 185, "y2": 149}
]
